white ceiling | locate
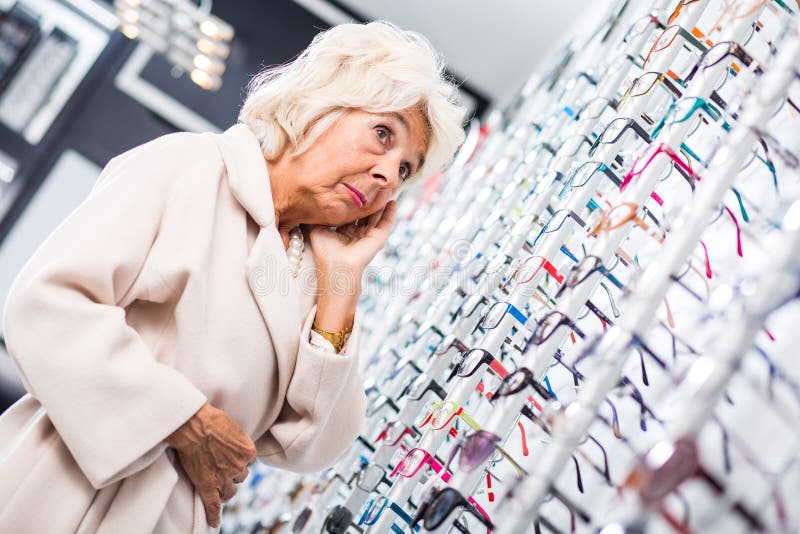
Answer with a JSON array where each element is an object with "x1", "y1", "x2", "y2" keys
[{"x1": 329, "y1": 0, "x2": 615, "y2": 109}]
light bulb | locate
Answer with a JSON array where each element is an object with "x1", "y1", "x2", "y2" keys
[
  {"x1": 199, "y1": 18, "x2": 234, "y2": 42},
  {"x1": 193, "y1": 54, "x2": 225, "y2": 75},
  {"x1": 190, "y1": 69, "x2": 222, "y2": 91},
  {"x1": 197, "y1": 38, "x2": 230, "y2": 59},
  {"x1": 117, "y1": 7, "x2": 140, "y2": 24},
  {"x1": 199, "y1": 20, "x2": 220, "y2": 39},
  {"x1": 120, "y1": 23, "x2": 140, "y2": 39}
]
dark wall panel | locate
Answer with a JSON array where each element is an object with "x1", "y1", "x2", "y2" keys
[{"x1": 0, "y1": 0, "x2": 334, "y2": 244}]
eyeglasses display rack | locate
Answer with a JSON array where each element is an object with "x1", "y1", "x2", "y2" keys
[{"x1": 221, "y1": 1, "x2": 800, "y2": 533}]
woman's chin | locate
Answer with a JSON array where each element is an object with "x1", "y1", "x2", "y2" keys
[
  {"x1": 317, "y1": 198, "x2": 377, "y2": 226},
  {"x1": 315, "y1": 211, "x2": 358, "y2": 228}
]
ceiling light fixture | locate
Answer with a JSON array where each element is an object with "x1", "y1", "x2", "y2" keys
[{"x1": 113, "y1": 0, "x2": 234, "y2": 91}]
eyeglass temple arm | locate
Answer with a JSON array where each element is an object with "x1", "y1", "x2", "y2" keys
[
  {"x1": 548, "y1": 483, "x2": 592, "y2": 523},
  {"x1": 355, "y1": 435, "x2": 376, "y2": 453},
  {"x1": 697, "y1": 466, "x2": 764, "y2": 530},
  {"x1": 631, "y1": 119, "x2": 652, "y2": 143},
  {"x1": 427, "y1": 380, "x2": 448, "y2": 400},
  {"x1": 585, "y1": 299, "x2": 615, "y2": 326},
  {"x1": 495, "y1": 443, "x2": 528, "y2": 477},
  {"x1": 452, "y1": 517, "x2": 470, "y2": 534},
  {"x1": 465, "y1": 495, "x2": 495, "y2": 529},
  {"x1": 458, "y1": 409, "x2": 483, "y2": 432}
]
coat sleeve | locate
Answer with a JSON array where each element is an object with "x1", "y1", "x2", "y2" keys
[
  {"x1": 2, "y1": 132, "x2": 211, "y2": 489},
  {"x1": 255, "y1": 305, "x2": 366, "y2": 473}
]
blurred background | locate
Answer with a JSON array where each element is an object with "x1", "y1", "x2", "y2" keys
[{"x1": 0, "y1": 0, "x2": 612, "y2": 412}]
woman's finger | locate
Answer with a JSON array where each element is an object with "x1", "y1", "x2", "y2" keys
[
  {"x1": 199, "y1": 487, "x2": 223, "y2": 528},
  {"x1": 337, "y1": 222, "x2": 359, "y2": 240},
  {"x1": 373, "y1": 200, "x2": 397, "y2": 233},
  {"x1": 367, "y1": 205, "x2": 386, "y2": 228},
  {"x1": 232, "y1": 468, "x2": 249, "y2": 484},
  {"x1": 219, "y1": 479, "x2": 237, "y2": 503}
]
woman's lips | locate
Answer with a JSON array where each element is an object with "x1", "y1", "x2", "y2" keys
[{"x1": 343, "y1": 183, "x2": 366, "y2": 208}]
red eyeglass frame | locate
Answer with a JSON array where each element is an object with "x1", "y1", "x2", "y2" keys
[{"x1": 621, "y1": 142, "x2": 701, "y2": 195}]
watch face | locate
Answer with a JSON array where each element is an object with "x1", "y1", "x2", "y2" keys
[{"x1": 313, "y1": 323, "x2": 348, "y2": 351}]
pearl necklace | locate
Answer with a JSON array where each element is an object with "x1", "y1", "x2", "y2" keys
[{"x1": 287, "y1": 227, "x2": 304, "y2": 278}]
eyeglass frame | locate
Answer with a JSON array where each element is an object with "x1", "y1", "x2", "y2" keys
[
  {"x1": 621, "y1": 141, "x2": 700, "y2": 196},
  {"x1": 588, "y1": 116, "x2": 652, "y2": 158},
  {"x1": 419, "y1": 399, "x2": 482, "y2": 431},
  {"x1": 530, "y1": 309, "x2": 587, "y2": 346},
  {"x1": 532, "y1": 207, "x2": 588, "y2": 247},
  {"x1": 589, "y1": 202, "x2": 666, "y2": 244},
  {"x1": 555, "y1": 254, "x2": 625, "y2": 299},
  {"x1": 443, "y1": 428, "x2": 527, "y2": 478},
  {"x1": 413, "y1": 486, "x2": 494, "y2": 531},
  {"x1": 643, "y1": 23, "x2": 709, "y2": 69},
  {"x1": 685, "y1": 40, "x2": 763, "y2": 84}
]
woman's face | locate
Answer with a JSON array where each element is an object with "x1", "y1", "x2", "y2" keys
[{"x1": 283, "y1": 107, "x2": 430, "y2": 227}]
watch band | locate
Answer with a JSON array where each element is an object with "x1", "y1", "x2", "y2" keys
[{"x1": 311, "y1": 322, "x2": 352, "y2": 353}]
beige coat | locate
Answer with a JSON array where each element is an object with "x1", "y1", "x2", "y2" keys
[{"x1": 0, "y1": 123, "x2": 366, "y2": 533}]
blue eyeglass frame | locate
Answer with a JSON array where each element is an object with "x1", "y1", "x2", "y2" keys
[{"x1": 358, "y1": 496, "x2": 420, "y2": 531}]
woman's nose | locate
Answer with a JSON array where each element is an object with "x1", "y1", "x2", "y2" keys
[{"x1": 370, "y1": 158, "x2": 401, "y2": 189}]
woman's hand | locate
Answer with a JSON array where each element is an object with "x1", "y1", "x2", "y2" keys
[
  {"x1": 166, "y1": 403, "x2": 256, "y2": 528},
  {"x1": 308, "y1": 200, "x2": 397, "y2": 275},
  {"x1": 308, "y1": 200, "x2": 397, "y2": 334}
]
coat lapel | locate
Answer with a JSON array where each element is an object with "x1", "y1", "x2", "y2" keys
[{"x1": 206, "y1": 124, "x2": 302, "y2": 382}]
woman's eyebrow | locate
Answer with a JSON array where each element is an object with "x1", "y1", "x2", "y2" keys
[
  {"x1": 415, "y1": 155, "x2": 426, "y2": 174},
  {"x1": 387, "y1": 111, "x2": 411, "y2": 133},
  {"x1": 388, "y1": 111, "x2": 409, "y2": 131}
]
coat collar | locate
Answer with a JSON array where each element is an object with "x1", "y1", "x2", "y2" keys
[
  {"x1": 207, "y1": 124, "x2": 303, "y2": 411},
  {"x1": 212, "y1": 123, "x2": 275, "y2": 228}
]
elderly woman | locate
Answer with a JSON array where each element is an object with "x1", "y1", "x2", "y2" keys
[{"x1": 0, "y1": 21, "x2": 464, "y2": 532}]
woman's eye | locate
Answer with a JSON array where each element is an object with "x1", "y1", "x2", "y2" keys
[
  {"x1": 399, "y1": 164, "x2": 411, "y2": 181},
  {"x1": 376, "y1": 127, "x2": 390, "y2": 144}
]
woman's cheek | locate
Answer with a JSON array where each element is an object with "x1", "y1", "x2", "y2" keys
[{"x1": 376, "y1": 191, "x2": 393, "y2": 209}]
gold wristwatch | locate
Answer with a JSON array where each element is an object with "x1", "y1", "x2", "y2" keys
[{"x1": 311, "y1": 322, "x2": 352, "y2": 353}]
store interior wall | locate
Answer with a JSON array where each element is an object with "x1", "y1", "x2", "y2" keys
[
  {"x1": 0, "y1": 0, "x2": 611, "y2": 411},
  {"x1": 333, "y1": 0, "x2": 615, "y2": 108}
]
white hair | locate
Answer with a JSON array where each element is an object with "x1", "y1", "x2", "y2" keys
[{"x1": 238, "y1": 21, "x2": 466, "y2": 180}]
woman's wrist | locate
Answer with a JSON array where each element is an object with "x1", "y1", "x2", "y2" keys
[
  {"x1": 166, "y1": 403, "x2": 210, "y2": 450},
  {"x1": 314, "y1": 263, "x2": 361, "y2": 333}
]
